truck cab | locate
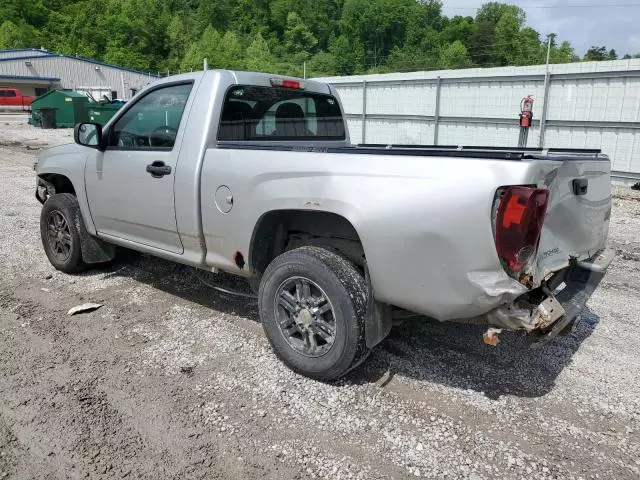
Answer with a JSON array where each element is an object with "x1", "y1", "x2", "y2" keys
[{"x1": 0, "y1": 87, "x2": 35, "y2": 110}]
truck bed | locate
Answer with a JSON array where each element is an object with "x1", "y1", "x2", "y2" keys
[{"x1": 217, "y1": 141, "x2": 605, "y2": 162}]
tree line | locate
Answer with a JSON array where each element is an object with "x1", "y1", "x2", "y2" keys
[{"x1": 0, "y1": 0, "x2": 634, "y2": 77}]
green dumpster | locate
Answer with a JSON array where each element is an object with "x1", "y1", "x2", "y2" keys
[
  {"x1": 30, "y1": 90, "x2": 89, "y2": 128},
  {"x1": 86, "y1": 103, "x2": 122, "y2": 125},
  {"x1": 39, "y1": 108, "x2": 57, "y2": 129}
]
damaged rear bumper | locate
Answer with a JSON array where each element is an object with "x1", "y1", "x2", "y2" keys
[{"x1": 483, "y1": 248, "x2": 614, "y2": 341}]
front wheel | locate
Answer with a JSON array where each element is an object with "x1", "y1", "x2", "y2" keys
[
  {"x1": 259, "y1": 246, "x2": 371, "y2": 381},
  {"x1": 40, "y1": 193, "x2": 86, "y2": 273}
]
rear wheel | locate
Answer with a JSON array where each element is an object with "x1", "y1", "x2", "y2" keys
[
  {"x1": 259, "y1": 246, "x2": 370, "y2": 381},
  {"x1": 40, "y1": 194, "x2": 86, "y2": 273}
]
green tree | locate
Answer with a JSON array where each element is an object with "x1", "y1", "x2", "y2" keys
[
  {"x1": 307, "y1": 51, "x2": 337, "y2": 77},
  {"x1": 284, "y1": 12, "x2": 317, "y2": 55},
  {"x1": 328, "y1": 34, "x2": 362, "y2": 75},
  {"x1": 0, "y1": 21, "x2": 26, "y2": 49},
  {"x1": 340, "y1": 0, "x2": 416, "y2": 70},
  {"x1": 550, "y1": 40, "x2": 578, "y2": 64},
  {"x1": 166, "y1": 13, "x2": 198, "y2": 70},
  {"x1": 584, "y1": 46, "x2": 608, "y2": 61},
  {"x1": 0, "y1": 0, "x2": 586, "y2": 76},
  {"x1": 438, "y1": 40, "x2": 471, "y2": 69},
  {"x1": 181, "y1": 26, "x2": 243, "y2": 71},
  {"x1": 245, "y1": 32, "x2": 276, "y2": 72},
  {"x1": 440, "y1": 16, "x2": 475, "y2": 46},
  {"x1": 468, "y1": 3, "x2": 525, "y2": 66}
]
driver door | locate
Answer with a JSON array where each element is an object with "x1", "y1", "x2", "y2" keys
[{"x1": 85, "y1": 82, "x2": 193, "y2": 254}]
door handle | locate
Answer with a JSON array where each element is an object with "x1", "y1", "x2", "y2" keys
[{"x1": 146, "y1": 161, "x2": 172, "y2": 178}]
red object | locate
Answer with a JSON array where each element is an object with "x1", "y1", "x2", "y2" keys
[
  {"x1": 0, "y1": 88, "x2": 35, "y2": 109},
  {"x1": 494, "y1": 186, "x2": 549, "y2": 275},
  {"x1": 519, "y1": 95, "x2": 534, "y2": 128},
  {"x1": 269, "y1": 78, "x2": 306, "y2": 90},
  {"x1": 282, "y1": 80, "x2": 302, "y2": 89}
]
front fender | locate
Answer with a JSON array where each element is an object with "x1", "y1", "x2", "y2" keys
[{"x1": 36, "y1": 144, "x2": 95, "y2": 234}]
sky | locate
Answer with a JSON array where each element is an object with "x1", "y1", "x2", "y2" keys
[{"x1": 441, "y1": 1, "x2": 640, "y2": 57}]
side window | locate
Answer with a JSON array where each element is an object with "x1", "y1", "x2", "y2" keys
[
  {"x1": 6, "y1": 90, "x2": 16, "y2": 97},
  {"x1": 108, "y1": 83, "x2": 192, "y2": 150}
]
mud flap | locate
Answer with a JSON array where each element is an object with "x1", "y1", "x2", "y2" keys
[
  {"x1": 364, "y1": 263, "x2": 392, "y2": 348},
  {"x1": 365, "y1": 301, "x2": 392, "y2": 348},
  {"x1": 69, "y1": 201, "x2": 116, "y2": 264}
]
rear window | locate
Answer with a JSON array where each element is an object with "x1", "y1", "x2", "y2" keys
[{"x1": 218, "y1": 85, "x2": 345, "y2": 141}]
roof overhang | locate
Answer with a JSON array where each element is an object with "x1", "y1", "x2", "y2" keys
[{"x1": 0, "y1": 74, "x2": 60, "y2": 85}]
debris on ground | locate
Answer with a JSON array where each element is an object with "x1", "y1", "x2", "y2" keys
[
  {"x1": 67, "y1": 302, "x2": 103, "y2": 315},
  {"x1": 483, "y1": 327, "x2": 503, "y2": 346}
]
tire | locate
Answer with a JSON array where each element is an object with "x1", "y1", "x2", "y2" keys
[
  {"x1": 40, "y1": 193, "x2": 86, "y2": 273},
  {"x1": 259, "y1": 246, "x2": 371, "y2": 381}
]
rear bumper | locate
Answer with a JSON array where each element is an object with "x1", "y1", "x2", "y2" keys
[{"x1": 484, "y1": 248, "x2": 614, "y2": 336}]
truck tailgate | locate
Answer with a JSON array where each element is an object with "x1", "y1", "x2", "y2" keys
[{"x1": 533, "y1": 154, "x2": 611, "y2": 281}]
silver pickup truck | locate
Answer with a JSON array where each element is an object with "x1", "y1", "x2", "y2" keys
[{"x1": 35, "y1": 70, "x2": 614, "y2": 380}]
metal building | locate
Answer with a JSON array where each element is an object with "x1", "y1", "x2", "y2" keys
[
  {"x1": 317, "y1": 58, "x2": 640, "y2": 184},
  {"x1": 0, "y1": 48, "x2": 156, "y2": 100}
]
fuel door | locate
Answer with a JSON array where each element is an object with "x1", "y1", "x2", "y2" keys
[{"x1": 215, "y1": 185, "x2": 233, "y2": 214}]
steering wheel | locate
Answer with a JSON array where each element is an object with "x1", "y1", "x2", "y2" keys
[
  {"x1": 149, "y1": 126, "x2": 178, "y2": 148},
  {"x1": 117, "y1": 131, "x2": 137, "y2": 148}
]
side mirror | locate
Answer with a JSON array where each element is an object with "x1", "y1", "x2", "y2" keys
[{"x1": 74, "y1": 122, "x2": 104, "y2": 150}]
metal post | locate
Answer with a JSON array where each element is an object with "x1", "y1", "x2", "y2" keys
[
  {"x1": 361, "y1": 80, "x2": 367, "y2": 145},
  {"x1": 538, "y1": 72, "x2": 551, "y2": 148},
  {"x1": 203, "y1": 58, "x2": 208, "y2": 71},
  {"x1": 303, "y1": 62, "x2": 307, "y2": 79},
  {"x1": 433, "y1": 76, "x2": 441, "y2": 145},
  {"x1": 538, "y1": 37, "x2": 552, "y2": 148}
]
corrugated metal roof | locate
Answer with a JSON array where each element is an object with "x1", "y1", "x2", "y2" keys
[
  {"x1": 0, "y1": 49, "x2": 52, "y2": 59},
  {"x1": 0, "y1": 49, "x2": 158, "y2": 77}
]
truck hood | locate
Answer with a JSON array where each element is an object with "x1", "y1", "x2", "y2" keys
[{"x1": 35, "y1": 143, "x2": 85, "y2": 172}]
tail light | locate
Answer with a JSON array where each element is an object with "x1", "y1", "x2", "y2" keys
[{"x1": 494, "y1": 186, "x2": 549, "y2": 278}]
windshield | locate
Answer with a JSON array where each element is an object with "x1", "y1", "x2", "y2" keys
[{"x1": 218, "y1": 86, "x2": 345, "y2": 141}]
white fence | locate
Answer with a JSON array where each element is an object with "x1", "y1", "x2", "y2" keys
[{"x1": 317, "y1": 59, "x2": 640, "y2": 184}]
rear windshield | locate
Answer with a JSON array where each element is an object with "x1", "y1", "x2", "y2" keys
[{"x1": 218, "y1": 85, "x2": 345, "y2": 141}]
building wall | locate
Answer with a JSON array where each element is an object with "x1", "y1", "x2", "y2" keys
[
  {"x1": 0, "y1": 52, "x2": 157, "y2": 100},
  {"x1": 317, "y1": 58, "x2": 640, "y2": 181},
  {"x1": 11, "y1": 84, "x2": 38, "y2": 96}
]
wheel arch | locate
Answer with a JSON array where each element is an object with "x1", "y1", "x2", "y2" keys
[
  {"x1": 38, "y1": 173, "x2": 76, "y2": 198},
  {"x1": 248, "y1": 209, "x2": 366, "y2": 277},
  {"x1": 248, "y1": 209, "x2": 391, "y2": 349}
]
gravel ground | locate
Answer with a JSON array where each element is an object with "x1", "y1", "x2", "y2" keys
[{"x1": 1, "y1": 115, "x2": 639, "y2": 480}]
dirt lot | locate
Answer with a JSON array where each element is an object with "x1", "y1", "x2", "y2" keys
[{"x1": 1, "y1": 114, "x2": 639, "y2": 480}]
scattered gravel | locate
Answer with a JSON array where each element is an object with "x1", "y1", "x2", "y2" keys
[{"x1": 1, "y1": 116, "x2": 639, "y2": 479}]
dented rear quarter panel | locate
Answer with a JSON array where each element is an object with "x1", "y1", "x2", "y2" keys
[{"x1": 200, "y1": 148, "x2": 562, "y2": 321}]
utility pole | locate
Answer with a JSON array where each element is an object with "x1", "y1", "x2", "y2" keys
[
  {"x1": 303, "y1": 61, "x2": 307, "y2": 79},
  {"x1": 203, "y1": 58, "x2": 208, "y2": 71},
  {"x1": 545, "y1": 35, "x2": 552, "y2": 69},
  {"x1": 538, "y1": 35, "x2": 552, "y2": 148}
]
